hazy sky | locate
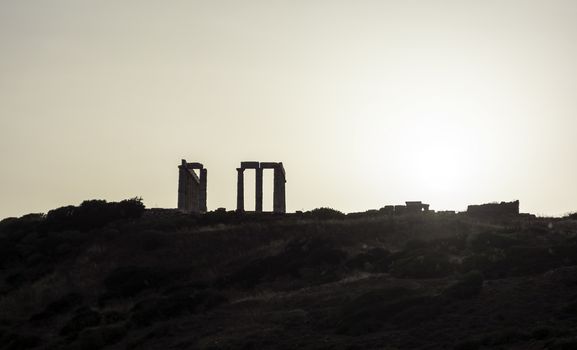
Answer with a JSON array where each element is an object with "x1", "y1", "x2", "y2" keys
[{"x1": 1, "y1": 0, "x2": 577, "y2": 218}]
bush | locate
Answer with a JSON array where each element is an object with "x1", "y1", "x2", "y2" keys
[
  {"x1": 0, "y1": 214, "x2": 44, "y2": 239},
  {"x1": 103, "y1": 266, "x2": 185, "y2": 299},
  {"x1": 117, "y1": 198, "x2": 146, "y2": 219},
  {"x1": 220, "y1": 238, "x2": 346, "y2": 288},
  {"x1": 43, "y1": 197, "x2": 145, "y2": 232},
  {"x1": 335, "y1": 288, "x2": 435, "y2": 335},
  {"x1": 390, "y1": 252, "x2": 456, "y2": 279},
  {"x1": 0, "y1": 241, "x2": 20, "y2": 269},
  {"x1": 463, "y1": 243, "x2": 577, "y2": 279},
  {"x1": 443, "y1": 271, "x2": 484, "y2": 299},
  {"x1": 469, "y1": 232, "x2": 521, "y2": 252},
  {"x1": 302, "y1": 208, "x2": 345, "y2": 220},
  {"x1": 504, "y1": 245, "x2": 569, "y2": 276},
  {"x1": 130, "y1": 290, "x2": 227, "y2": 327},
  {"x1": 346, "y1": 248, "x2": 392, "y2": 272}
]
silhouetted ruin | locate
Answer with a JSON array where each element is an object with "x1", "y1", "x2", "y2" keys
[
  {"x1": 437, "y1": 210, "x2": 456, "y2": 215},
  {"x1": 381, "y1": 205, "x2": 395, "y2": 215},
  {"x1": 381, "y1": 201, "x2": 430, "y2": 215},
  {"x1": 394, "y1": 205, "x2": 406, "y2": 215},
  {"x1": 467, "y1": 200, "x2": 519, "y2": 217},
  {"x1": 237, "y1": 161, "x2": 286, "y2": 213},
  {"x1": 405, "y1": 201, "x2": 430, "y2": 213},
  {"x1": 174, "y1": 158, "x2": 520, "y2": 220},
  {"x1": 177, "y1": 160, "x2": 207, "y2": 213}
]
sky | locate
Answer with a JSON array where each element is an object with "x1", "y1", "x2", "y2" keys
[{"x1": 1, "y1": 0, "x2": 577, "y2": 218}]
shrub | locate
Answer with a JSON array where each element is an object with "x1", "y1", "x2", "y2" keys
[
  {"x1": 43, "y1": 197, "x2": 145, "y2": 232},
  {"x1": 346, "y1": 248, "x2": 392, "y2": 272},
  {"x1": 443, "y1": 270, "x2": 484, "y2": 299},
  {"x1": 130, "y1": 290, "x2": 227, "y2": 327},
  {"x1": 0, "y1": 241, "x2": 20, "y2": 269},
  {"x1": 390, "y1": 252, "x2": 456, "y2": 279},
  {"x1": 504, "y1": 245, "x2": 568, "y2": 276},
  {"x1": 117, "y1": 197, "x2": 146, "y2": 219},
  {"x1": 0, "y1": 214, "x2": 44, "y2": 239},
  {"x1": 335, "y1": 288, "x2": 435, "y2": 335},
  {"x1": 302, "y1": 208, "x2": 345, "y2": 220},
  {"x1": 103, "y1": 266, "x2": 185, "y2": 299},
  {"x1": 460, "y1": 252, "x2": 505, "y2": 278},
  {"x1": 469, "y1": 231, "x2": 521, "y2": 252},
  {"x1": 220, "y1": 238, "x2": 346, "y2": 288}
]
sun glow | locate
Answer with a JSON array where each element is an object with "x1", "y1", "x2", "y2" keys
[
  {"x1": 406, "y1": 139, "x2": 472, "y2": 193},
  {"x1": 359, "y1": 112, "x2": 486, "y2": 211}
]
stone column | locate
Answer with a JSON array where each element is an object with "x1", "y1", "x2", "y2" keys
[
  {"x1": 255, "y1": 167, "x2": 263, "y2": 212},
  {"x1": 200, "y1": 168, "x2": 207, "y2": 213},
  {"x1": 190, "y1": 175, "x2": 200, "y2": 213},
  {"x1": 273, "y1": 167, "x2": 286, "y2": 213},
  {"x1": 279, "y1": 175, "x2": 286, "y2": 213},
  {"x1": 177, "y1": 165, "x2": 187, "y2": 211},
  {"x1": 236, "y1": 168, "x2": 244, "y2": 212}
]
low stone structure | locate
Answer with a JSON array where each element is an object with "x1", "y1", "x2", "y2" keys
[
  {"x1": 405, "y1": 201, "x2": 430, "y2": 213},
  {"x1": 177, "y1": 160, "x2": 207, "y2": 213},
  {"x1": 394, "y1": 205, "x2": 406, "y2": 215},
  {"x1": 437, "y1": 210, "x2": 456, "y2": 215},
  {"x1": 467, "y1": 200, "x2": 519, "y2": 217},
  {"x1": 380, "y1": 205, "x2": 395, "y2": 215},
  {"x1": 381, "y1": 201, "x2": 430, "y2": 215},
  {"x1": 237, "y1": 161, "x2": 286, "y2": 213}
]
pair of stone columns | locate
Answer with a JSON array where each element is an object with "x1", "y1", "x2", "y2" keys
[
  {"x1": 177, "y1": 160, "x2": 207, "y2": 213},
  {"x1": 236, "y1": 161, "x2": 286, "y2": 213}
]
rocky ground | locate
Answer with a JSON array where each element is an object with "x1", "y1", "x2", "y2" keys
[{"x1": 2, "y1": 204, "x2": 577, "y2": 349}]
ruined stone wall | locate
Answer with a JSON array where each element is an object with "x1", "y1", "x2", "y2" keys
[{"x1": 467, "y1": 200, "x2": 519, "y2": 217}]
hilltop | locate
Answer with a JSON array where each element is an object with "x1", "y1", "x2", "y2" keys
[{"x1": 2, "y1": 200, "x2": 577, "y2": 349}]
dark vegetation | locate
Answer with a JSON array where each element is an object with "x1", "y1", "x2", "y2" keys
[
  {"x1": 43, "y1": 198, "x2": 145, "y2": 232},
  {"x1": 2, "y1": 200, "x2": 577, "y2": 349}
]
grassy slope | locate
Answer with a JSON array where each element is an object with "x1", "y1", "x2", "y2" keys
[{"x1": 1, "y1": 209, "x2": 577, "y2": 349}]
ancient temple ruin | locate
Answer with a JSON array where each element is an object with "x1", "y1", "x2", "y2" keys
[
  {"x1": 177, "y1": 160, "x2": 207, "y2": 213},
  {"x1": 236, "y1": 161, "x2": 286, "y2": 213}
]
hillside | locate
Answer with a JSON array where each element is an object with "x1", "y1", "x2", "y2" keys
[{"x1": 2, "y1": 202, "x2": 577, "y2": 349}]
